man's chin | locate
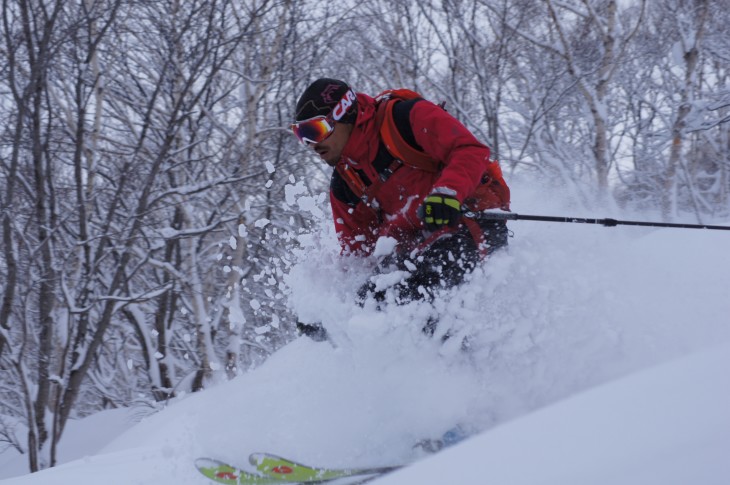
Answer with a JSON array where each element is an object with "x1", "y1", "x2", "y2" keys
[{"x1": 320, "y1": 154, "x2": 337, "y2": 166}]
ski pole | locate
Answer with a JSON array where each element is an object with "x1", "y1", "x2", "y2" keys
[{"x1": 471, "y1": 210, "x2": 730, "y2": 231}]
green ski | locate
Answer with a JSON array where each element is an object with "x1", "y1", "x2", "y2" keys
[
  {"x1": 249, "y1": 453, "x2": 402, "y2": 483},
  {"x1": 196, "y1": 457, "x2": 290, "y2": 485}
]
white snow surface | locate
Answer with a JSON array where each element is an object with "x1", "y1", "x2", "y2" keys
[{"x1": 2, "y1": 180, "x2": 730, "y2": 484}]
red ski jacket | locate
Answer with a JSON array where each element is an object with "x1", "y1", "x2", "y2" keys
[{"x1": 330, "y1": 92, "x2": 509, "y2": 256}]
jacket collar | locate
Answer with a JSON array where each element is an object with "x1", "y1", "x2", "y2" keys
[{"x1": 339, "y1": 93, "x2": 380, "y2": 166}]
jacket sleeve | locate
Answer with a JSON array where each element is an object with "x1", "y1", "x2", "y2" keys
[{"x1": 408, "y1": 101, "x2": 491, "y2": 203}]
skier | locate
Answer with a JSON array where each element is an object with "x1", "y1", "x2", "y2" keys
[{"x1": 291, "y1": 78, "x2": 510, "y2": 340}]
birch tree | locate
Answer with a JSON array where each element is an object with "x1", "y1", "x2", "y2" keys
[
  {"x1": 541, "y1": 0, "x2": 646, "y2": 200},
  {"x1": 617, "y1": 0, "x2": 730, "y2": 220}
]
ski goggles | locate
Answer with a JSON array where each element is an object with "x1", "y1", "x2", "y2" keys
[
  {"x1": 291, "y1": 115, "x2": 336, "y2": 146},
  {"x1": 291, "y1": 88, "x2": 357, "y2": 145}
]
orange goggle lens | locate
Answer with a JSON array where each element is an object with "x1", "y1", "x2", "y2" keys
[{"x1": 291, "y1": 116, "x2": 334, "y2": 145}]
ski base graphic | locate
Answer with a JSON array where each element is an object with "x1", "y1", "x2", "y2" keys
[{"x1": 196, "y1": 453, "x2": 401, "y2": 484}]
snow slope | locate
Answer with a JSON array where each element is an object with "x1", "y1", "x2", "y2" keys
[
  {"x1": 375, "y1": 343, "x2": 730, "y2": 485},
  {"x1": 2, "y1": 180, "x2": 729, "y2": 484}
]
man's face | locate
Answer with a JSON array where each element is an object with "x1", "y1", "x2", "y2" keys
[{"x1": 312, "y1": 122, "x2": 353, "y2": 167}]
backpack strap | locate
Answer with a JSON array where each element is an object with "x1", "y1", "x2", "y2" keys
[
  {"x1": 332, "y1": 95, "x2": 429, "y2": 215},
  {"x1": 375, "y1": 98, "x2": 441, "y2": 173},
  {"x1": 378, "y1": 92, "x2": 510, "y2": 213}
]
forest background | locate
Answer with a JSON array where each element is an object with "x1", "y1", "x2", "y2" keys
[{"x1": 1, "y1": 0, "x2": 729, "y2": 474}]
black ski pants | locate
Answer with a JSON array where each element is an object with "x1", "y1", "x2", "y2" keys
[{"x1": 357, "y1": 219, "x2": 508, "y2": 305}]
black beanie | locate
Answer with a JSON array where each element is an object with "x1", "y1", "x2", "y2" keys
[{"x1": 295, "y1": 78, "x2": 358, "y2": 123}]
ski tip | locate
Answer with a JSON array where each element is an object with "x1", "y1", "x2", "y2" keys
[
  {"x1": 195, "y1": 457, "x2": 240, "y2": 484},
  {"x1": 249, "y1": 452, "x2": 268, "y2": 466}
]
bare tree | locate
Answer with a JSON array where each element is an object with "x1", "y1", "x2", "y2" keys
[
  {"x1": 1, "y1": 0, "x2": 68, "y2": 471},
  {"x1": 660, "y1": 0, "x2": 709, "y2": 218},
  {"x1": 615, "y1": 0, "x2": 730, "y2": 220}
]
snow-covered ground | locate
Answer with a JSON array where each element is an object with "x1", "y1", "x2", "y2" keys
[
  {"x1": 2, "y1": 180, "x2": 729, "y2": 484},
  {"x1": 375, "y1": 342, "x2": 730, "y2": 485}
]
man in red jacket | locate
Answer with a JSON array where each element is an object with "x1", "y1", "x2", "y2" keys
[{"x1": 291, "y1": 79, "x2": 510, "y2": 338}]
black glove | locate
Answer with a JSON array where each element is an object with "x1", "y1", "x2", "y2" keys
[{"x1": 418, "y1": 193, "x2": 462, "y2": 231}]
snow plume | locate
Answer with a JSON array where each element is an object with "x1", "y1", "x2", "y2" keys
[{"x1": 282, "y1": 178, "x2": 730, "y2": 447}]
